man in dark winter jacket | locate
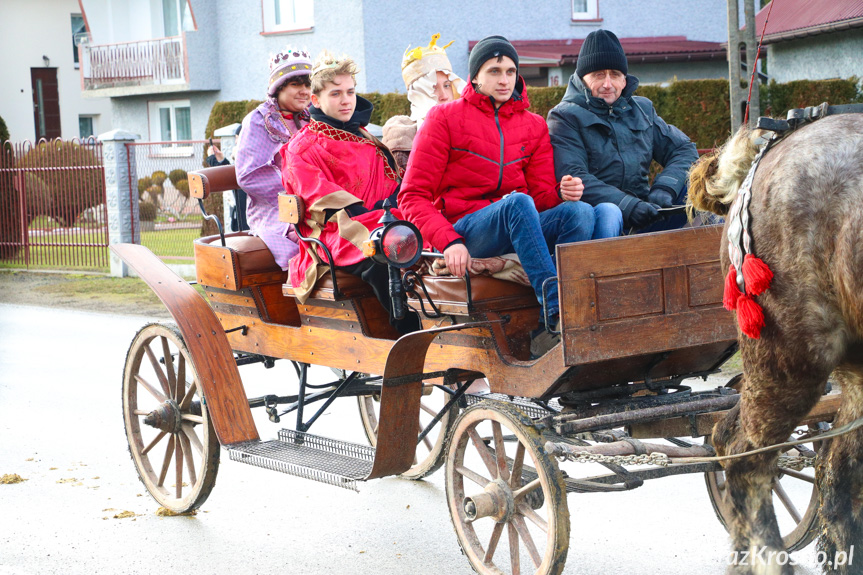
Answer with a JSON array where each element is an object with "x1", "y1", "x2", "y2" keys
[{"x1": 548, "y1": 30, "x2": 698, "y2": 233}]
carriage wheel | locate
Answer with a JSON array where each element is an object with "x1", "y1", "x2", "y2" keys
[
  {"x1": 704, "y1": 422, "x2": 826, "y2": 551},
  {"x1": 122, "y1": 323, "x2": 220, "y2": 513},
  {"x1": 445, "y1": 402, "x2": 569, "y2": 575},
  {"x1": 357, "y1": 379, "x2": 457, "y2": 480}
]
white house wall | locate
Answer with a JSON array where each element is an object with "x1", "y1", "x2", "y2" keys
[
  {"x1": 0, "y1": 0, "x2": 113, "y2": 142},
  {"x1": 213, "y1": 0, "x2": 367, "y2": 100},
  {"x1": 83, "y1": 0, "x2": 160, "y2": 44},
  {"x1": 767, "y1": 28, "x2": 863, "y2": 84},
  {"x1": 360, "y1": 0, "x2": 730, "y2": 93}
]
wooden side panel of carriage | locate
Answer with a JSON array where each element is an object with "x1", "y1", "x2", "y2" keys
[{"x1": 556, "y1": 225, "x2": 737, "y2": 390}]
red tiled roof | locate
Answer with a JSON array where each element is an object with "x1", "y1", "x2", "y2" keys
[
  {"x1": 754, "y1": 0, "x2": 863, "y2": 43},
  {"x1": 468, "y1": 36, "x2": 726, "y2": 67}
]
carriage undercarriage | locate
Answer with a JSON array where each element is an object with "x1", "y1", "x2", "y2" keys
[{"x1": 112, "y1": 164, "x2": 841, "y2": 575}]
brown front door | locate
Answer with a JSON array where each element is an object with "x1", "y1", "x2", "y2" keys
[{"x1": 31, "y1": 68, "x2": 61, "y2": 140}]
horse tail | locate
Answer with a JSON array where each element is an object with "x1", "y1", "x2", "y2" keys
[{"x1": 687, "y1": 126, "x2": 762, "y2": 217}]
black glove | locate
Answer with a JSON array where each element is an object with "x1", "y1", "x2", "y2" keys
[
  {"x1": 647, "y1": 186, "x2": 675, "y2": 208},
  {"x1": 629, "y1": 201, "x2": 660, "y2": 229},
  {"x1": 373, "y1": 189, "x2": 400, "y2": 210}
]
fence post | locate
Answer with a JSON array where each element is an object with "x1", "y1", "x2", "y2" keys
[
  {"x1": 214, "y1": 123, "x2": 242, "y2": 228},
  {"x1": 99, "y1": 129, "x2": 139, "y2": 277}
]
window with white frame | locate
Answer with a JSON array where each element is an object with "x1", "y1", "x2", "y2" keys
[
  {"x1": 262, "y1": 0, "x2": 314, "y2": 32},
  {"x1": 572, "y1": 0, "x2": 599, "y2": 20},
  {"x1": 148, "y1": 100, "x2": 192, "y2": 151},
  {"x1": 79, "y1": 116, "x2": 95, "y2": 139},
  {"x1": 162, "y1": 0, "x2": 195, "y2": 36}
]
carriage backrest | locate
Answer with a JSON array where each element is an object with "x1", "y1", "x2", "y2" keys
[
  {"x1": 189, "y1": 165, "x2": 238, "y2": 199},
  {"x1": 556, "y1": 225, "x2": 737, "y2": 386}
]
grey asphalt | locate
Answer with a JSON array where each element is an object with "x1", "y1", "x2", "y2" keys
[{"x1": 0, "y1": 304, "x2": 825, "y2": 575}]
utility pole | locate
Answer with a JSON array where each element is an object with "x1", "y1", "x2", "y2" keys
[{"x1": 727, "y1": 0, "x2": 761, "y2": 132}]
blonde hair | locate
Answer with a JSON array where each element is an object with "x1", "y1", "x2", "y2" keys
[
  {"x1": 687, "y1": 126, "x2": 763, "y2": 218},
  {"x1": 310, "y1": 50, "x2": 359, "y2": 94}
]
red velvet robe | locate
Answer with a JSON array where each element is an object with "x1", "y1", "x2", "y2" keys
[{"x1": 280, "y1": 120, "x2": 403, "y2": 303}]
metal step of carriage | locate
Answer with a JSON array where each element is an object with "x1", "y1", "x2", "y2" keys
[{"x1": 228, "y1": 429, "x2": 374, "y2": 491}]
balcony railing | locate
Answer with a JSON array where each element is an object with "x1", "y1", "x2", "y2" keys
[{"x1": 80, "y1": 36, "x2": 186, "y2": 90}]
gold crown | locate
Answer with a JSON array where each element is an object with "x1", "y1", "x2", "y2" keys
[{"x1": 401, "y1": 33, "x2": 455, "y2": 71}]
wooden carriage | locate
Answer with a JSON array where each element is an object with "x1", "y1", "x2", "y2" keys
[{"x1": 113, "y1": 164, "x2": 840, "y2": 575}]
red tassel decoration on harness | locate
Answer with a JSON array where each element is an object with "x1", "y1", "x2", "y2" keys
[
  {"x1": 736, "y1": 294, "x2": 765, "y2": 339},
  {"x1": 742, "y1": 254, "x2": 773, "y2": 296},
  {"x1": 723, "y1": 265, "x2": 741, "y2": 311}
]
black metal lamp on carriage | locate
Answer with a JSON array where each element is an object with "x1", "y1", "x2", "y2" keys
[{"x1": 361, "y1": 200, "x2": 423, "y2": 320}]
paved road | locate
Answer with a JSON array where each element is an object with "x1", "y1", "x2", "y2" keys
[{"x1": 0, "y1": 304, "x2": 825, "y2": 575}]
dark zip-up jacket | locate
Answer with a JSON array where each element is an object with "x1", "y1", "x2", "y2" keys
[
  {"x1": 399, "y1": 77, "x2": 561, "y2": 251},
  {"x1": 548, "y1": 74, "x2": 698, "y2": 225}
]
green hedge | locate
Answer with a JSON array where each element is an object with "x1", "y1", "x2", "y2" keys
[
  {"x1": 204, "y1": 100, "x2": 262, "y2": 139},
  {"x1": 0, "y1": 115, "x2": 9, "y2": 144},
  {"x1": 206, "y1": 77, "x2": 862, "y2": 161},
  {"x1": 761, "y1": 77, "x2": 862, "y2": 117}
]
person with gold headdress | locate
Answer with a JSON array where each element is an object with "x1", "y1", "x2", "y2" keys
[
  {"x1": 281, "y1": 50, "x2": 418, "y2": 333},
  {"x1": 382, "y1": 34, "x2": 465, "y2": 170}
]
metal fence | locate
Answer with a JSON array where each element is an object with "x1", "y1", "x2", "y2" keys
[
  {"x1": 0, "y1": 138, "x2": 109, "y2": 271},
  {"x1": 80, "y1": 36, "x2": 186, "y2": 90},
  {"x1": 126, "y1": 140, "x2": 217, "y2": 264}
]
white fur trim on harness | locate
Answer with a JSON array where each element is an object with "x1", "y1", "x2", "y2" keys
[{"x1": 726, "y1": 145, "x2": 767, "y2": 293}]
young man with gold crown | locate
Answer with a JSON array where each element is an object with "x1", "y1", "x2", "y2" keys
[
  {"x1": 281, "y1": 51, "x2": 418, "y2": 334},
  {"x1": 382, "y1": 34, "x2": 465, "y2": 170}
]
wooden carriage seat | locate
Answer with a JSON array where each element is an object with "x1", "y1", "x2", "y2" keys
[
  {"x1": 195, "y1": 232, "x2": 286, "y2": 290},
  {"x1": 406, "y1": 274, "x2": 538, "y2": 316}
]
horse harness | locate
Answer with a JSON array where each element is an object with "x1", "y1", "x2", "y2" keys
[{"x1": 725, "y1": 102, "x2": 863, "y2": 327}]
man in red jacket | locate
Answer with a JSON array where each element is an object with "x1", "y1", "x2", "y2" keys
[{"x1": 399, "y1": 35, "x2": 622, "y2": 356}]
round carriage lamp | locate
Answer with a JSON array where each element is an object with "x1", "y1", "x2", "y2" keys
[{"x1": 366, "y1": 220, "x2": 423, "y2": 269}]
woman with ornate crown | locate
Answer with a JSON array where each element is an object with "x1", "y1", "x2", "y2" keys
[
  {"x1": 235, "y1": 47, "x2": 313, "y2": 270},
  {"x1": 382, "y1": 34, "x2": 465, "y2": 170},
  {"x1": 281, "y1": 51, "x2": 418, "y2": 333}
]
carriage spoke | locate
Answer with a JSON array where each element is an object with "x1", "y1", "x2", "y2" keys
[
  {"x1": 144, "y1": 344, "x2": 171, "y2": 397},
  {"x1": 135, "y1": 374, "x2": 167, "y2": 403},
  {"x1": 484, "y1": 522, "x2": 505, "y2": 565},
  {"x1": 513, "y1": 478, "x2": 542, "y2": 501},
  {"x1": 773, "y1": 479, "x2": 802, "y2": 523},
  {"x1": 160, "y1": 337, "x2": 177, "y2": 399},
  {"x1": 175, "y1": 433, "x2": 184, "y2": 499},
  {"x1": 176, "y1": 355, "x2": 186, "y2": 403},
  {"x1": 420, "y1": 401, "x2": 437, "y2": 417},
  {"x1": 467, "y1": 427, "x2": 499, "y2": 478},
  {"x1": 778, "y1": 467, "x2": 815, "y2": 484},
  {"x1": 510, "y1": 442, "x2": 526, "y2": 489},
  {"x1": 142, "y1": 430, "x2": 168, "y2": 456},
  {"x1": 178, "y1": 379, "x2": 197, "y2": 411},
  {"x1": 181, "y1": 414, "x2": 204, "y2": 424},
  {"x1": 455, "y1": 465, "x2": 490, "y2": 488},
  {"x1": 158, "y1": 435, "x2": 175, "y2": 487},
  {"x1": 517, "y1": 503, "x2": 549, "y2": 532},
  {"x1": 133, "y1": 409, "x2": 150, "y2": 416},
  {"x1": 492, "y1": 421, "x2": 509, "y2": 481},
  {"x1": 513, "y1": 514, "x2": 542, "y2": 568},
  {"x1": 420, "y1": 423, "x2": 433, "y2": 452},
  {"x1": 181, "y1": 423, "x2": 203, "y2": 456},
  {"x1": 508, "y1": 522, "x2": 520, "y2": 575},
  {"x1": 178, "y1": 430, "x2": 197, "y2": 487}
]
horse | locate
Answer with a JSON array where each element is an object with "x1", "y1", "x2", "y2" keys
[{"x1": 688, "y1": 113, "x2": 863, "y2": 575}]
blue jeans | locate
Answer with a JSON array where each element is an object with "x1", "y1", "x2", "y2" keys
[{"x1": 453, "y1": 193, "x2": 622, "y2": 320}]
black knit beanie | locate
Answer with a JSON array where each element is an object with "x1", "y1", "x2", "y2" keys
[
  {"x1": 576, "y1": 30, "x2": 628, "y2": 78},
  {"x1": 469, "y1": 35, "x2": 519, "y2": 81}
]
